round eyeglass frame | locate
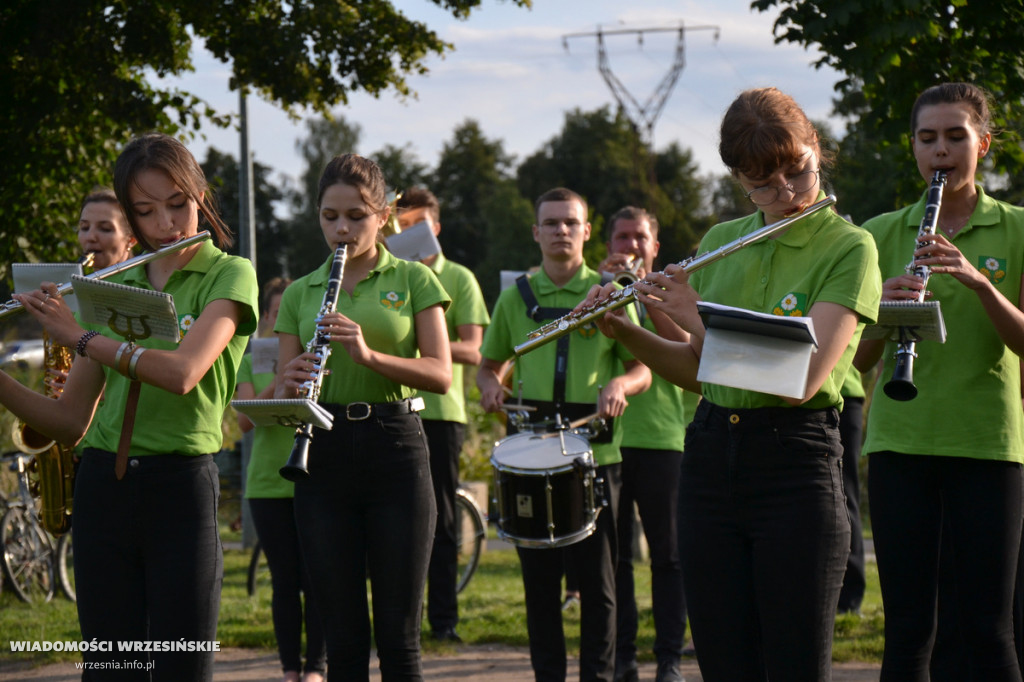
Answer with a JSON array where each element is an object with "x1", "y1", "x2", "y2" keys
[{"x1": 745, "y1": 169, "x2": 820, "y2": 206}]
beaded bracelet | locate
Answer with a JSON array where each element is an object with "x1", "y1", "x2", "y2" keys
[
  {"x1": 76, "y1": 330, "x2": 100, "y2": 357},
  {"x1": 127, "y1": 346, "x2": 147, "y2": 381}
]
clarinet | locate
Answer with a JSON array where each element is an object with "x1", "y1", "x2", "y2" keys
[
  {"x1": 883, "y1": 170, "x2": 947, "y2": 401},
  {"x1": 280, "y1": 243, "x2": 348, "y2": 481}
]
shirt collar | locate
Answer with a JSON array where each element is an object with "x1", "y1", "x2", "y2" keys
[
  {"x1": 531, "y1": 263, "x2": 596, "y2": 296},
  {"x1": 122, "y1": 239, "x2": 218, "y2": 289},
  {"x1": 904, "y1": 183, "x2": 998, "y2": 232},
  {"x1": 309, "y1": 246, "x2": 399, "y2": 287},
  {"x1": 762, "y1": 190, "x2": 834, "y2": 248},
  {"x1": 426, "y1": 252, "x2": 447, "y2": 274}
]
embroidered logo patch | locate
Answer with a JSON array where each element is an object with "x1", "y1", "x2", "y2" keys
[
  {"x1": 577, "y1": 323, "x2": 598, "y2": 339},
  {"x1": 179, "y1": 314, "x2": 196, "y2": 335},
  {"x1": 773, "y1": 292, "x2": 807, "y2": 317},
  {"x1": 380, "y1": 290, "x2": 407, "y2": 309},
  {"x1": 978, "y1": 256, "x2": 1006, "y2": 284}
]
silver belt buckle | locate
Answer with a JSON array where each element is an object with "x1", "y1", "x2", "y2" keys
[{"x1": 346, "y1": 402, "x2": 372, "y2": 421}]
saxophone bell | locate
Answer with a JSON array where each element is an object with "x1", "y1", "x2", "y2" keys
[{"x1": 610, "y1": 255, "x2": 643, "y2": 286}]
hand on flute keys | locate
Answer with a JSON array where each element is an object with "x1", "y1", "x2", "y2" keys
[{"x1": 11, "y1": 283, "x2": 84, "y2": 348}]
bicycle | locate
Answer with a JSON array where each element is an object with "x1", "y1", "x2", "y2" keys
[
  {"x1": 245, "y1": 484, "x2": 487, "y2": 598},
  {"x1": 0, "y1": 451, "x2": 56, "y2": 603}
]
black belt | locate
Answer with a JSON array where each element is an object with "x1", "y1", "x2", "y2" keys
[{"x1": 321, "y1": 397, "x2": 424, "y2": 422}]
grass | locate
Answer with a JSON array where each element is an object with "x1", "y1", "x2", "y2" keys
[{"x1": 0, "y1": 534, "x2": 885, "y2": 668}]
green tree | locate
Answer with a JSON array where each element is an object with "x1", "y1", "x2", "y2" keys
[
  {"x1": 370, "y1": 144, "x2": 430, "y2": 194},
  {"x1": 199, "y1": 148, "x2": 290, "y2": 292},
  {"x1": 432, "y1": 119, "x2": 520, "y2": 270},
  {"x1": 0, "y1": 0, "x2": 531, "y2": 282},
  {"x1": 752, "y1": 0, "x2": 1024, "y2": 210}
]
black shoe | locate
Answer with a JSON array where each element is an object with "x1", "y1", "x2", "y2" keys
[
  {"x1": 656, "y1": 659, "x2": 685, "y2": 682},
  {"x1": 613, "y1": 659, "x2": 639, "y2": 682},
  {"x1": 432, "y1": 626, "x2": 462, "y2": 643}
]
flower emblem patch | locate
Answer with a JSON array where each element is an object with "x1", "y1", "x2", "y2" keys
[
  {"x1": 773, "y1": 292, "x2": 807, "y2": 317},
  {"x1": 380, "y1": 290, "x2": 407, "y2": 309},
  {"x1": 978, "y1": 256, "x2": 1006, "y2": 284}
]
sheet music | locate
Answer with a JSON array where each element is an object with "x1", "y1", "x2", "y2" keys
[
  {"x1": 12, "y1": 263, "x2": 84, "y2": 314},
  {"x1": 249, "y1": 337, "x2": 279, "y2": 375},
  {"x1": 385, "y1": 220, "x2": 442, "y2": 262},
  {"x1": 861, "y1": 301, "x2": 946, "y2": 342},
  {"x1": 231, "y1": 398, "x2": 334, "y2": 431},
  {"x1": 70, "y1": 275, "x2": 180, "y2": 342}
]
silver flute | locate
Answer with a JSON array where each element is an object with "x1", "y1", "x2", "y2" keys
[
  {"x1": 513, "y1": 195, "x2": 837, "y2": 356},
  {"x1": 0, "y1": 231, "x2": 211, "y2": 321}
]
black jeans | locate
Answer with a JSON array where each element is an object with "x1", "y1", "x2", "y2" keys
[
  {"x1": 837, "y1": 397, "x2": 866, "y2": 613},
  {"x1": 517, "y1": 463, "x2": 621, "y2": 682},
  {"x1": 293, "y1": 410, "x2": 435, "y2": 681},
  {"x1": 869, "y1": 451, "x2": 1023, "y2": 682},
  {"x1": 615, "y1": 447, "x2": 685, "y2": 665},
  {"x1": 422, "y1": 419, "x2": 465, "y2": 632},
  {"x1": 248, "y1": 497, "x2": 326, "y2": 676},
  {"x1": 680, "y1": 401, "x2": 849, "y2": 682},
  {"x1": 74, "y1": 449, "x2": 222, "y2": 681}
]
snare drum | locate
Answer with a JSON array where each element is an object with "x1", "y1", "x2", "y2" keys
[{"x1": 490, "y1": 430, "x2": 599, "y2": 549}]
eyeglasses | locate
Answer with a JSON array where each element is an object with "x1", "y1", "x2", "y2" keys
[{"x1": 745, "y1": 169, "x2": 820, "y2": 206}]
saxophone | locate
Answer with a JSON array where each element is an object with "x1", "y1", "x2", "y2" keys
[
  {"x1": 12, "y1": 332, "x2": 77, "y2": 535},
  {"x1": 12, "y1": 252, "x2": 95, "y2": 535}
]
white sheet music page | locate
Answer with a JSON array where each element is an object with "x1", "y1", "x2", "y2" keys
[{"x1": 70, "y1": 275, "x2": 180, "y2": 343}]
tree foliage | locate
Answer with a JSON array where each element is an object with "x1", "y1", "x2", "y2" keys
[
  {"x1": 752, "y1": 0, "x2": 1024, "y2": 213},
  {"x1": 0, "y1": 0, "x2": 530, "y2": 281}
]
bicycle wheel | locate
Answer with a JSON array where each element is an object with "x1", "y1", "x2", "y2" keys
[
  {"x1": 246, "y1": 542, "x2": 267, "y2": 598},
  {"x1": 56, "y1": 532, "x2": 75, "y2": 601},
  {"x1": 1, "y1": 506, "x2": 55, "y2": 603},
  {"x1": 455, "y1": 487, "x2": 485, "y2": 594}
]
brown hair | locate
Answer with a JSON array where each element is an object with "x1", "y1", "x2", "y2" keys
[
  {"x1": 396, "y1": 186, "x2": 441, "y2": 224},
  {"x1": 607, "y1": 205, "x2": 659, "y2": 240},
  {"x1": 534, "y1": 187, "x2": 588, "y2": 223},
  {"x1": 317, "y1": 154, "x2": 388, "y2": 212},
  {"x1": 911, "y1": 82, "x2": 993, "y2": 138},
  {"x1": 81, "y1": 187, "x2": 119, "y2": 211},
  {"x1": 718, "y1": 88, "x2": 831, "y2": 180},
  {"x1": 261, "y1": 276, "x2": 291, "y2": 313},
  {"x1": 113, "y1": 133, "x2": 232, "y2": 251}
]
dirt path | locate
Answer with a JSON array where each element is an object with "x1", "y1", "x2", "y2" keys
[{"x1": 0, "y1": 645, "x2": 881, "y2": 681}]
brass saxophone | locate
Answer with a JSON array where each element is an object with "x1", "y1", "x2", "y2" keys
[
  {"x1": 12, "y1": 332, "x2": 78, "y2": 535},
  {"x1": 12, "y1": 252, "x2": 95, "y2": 535}
]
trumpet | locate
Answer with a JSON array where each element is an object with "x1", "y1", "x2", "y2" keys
[
  {"x1": 609, "y1": 255, "x2": 644, "y2": 285},
  {"x1": 514, "y1": 195, "x2": 837, "y2": 356},
  {"x1": 0, "y1": 231, "x2": 211, "y2": 322},
  {"x1": 883, "y1": 170, "x2": 947, "y2": 401}
]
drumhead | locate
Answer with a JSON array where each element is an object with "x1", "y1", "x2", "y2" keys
[{"x1": 491, "y1": 431, "x2": 592, "y2": 471}]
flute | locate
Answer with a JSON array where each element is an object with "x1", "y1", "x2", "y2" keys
[
  {"x1": 883, "y1": 170, "x2": 947, "y2": 401},
  {"x1": 513, "y1": 194, "x2": 837, "y2": 356},
  {"x1": 0, "y1": 231, "x2": 211, "y2": 321}
]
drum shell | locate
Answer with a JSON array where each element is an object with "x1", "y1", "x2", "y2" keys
[{"x1": 490, "y1": 432, "x2": 598, "y2": 549}]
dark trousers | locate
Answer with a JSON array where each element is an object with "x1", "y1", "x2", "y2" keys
[
  {"x1": 294, "y1": 411, "x2": 436, "y2": 682},
  {"x1": 73, "y1": 449, "x2": 222, "y2": 682},
  {"x1": 837, "y1": 397, "x2": 866, "y2": 613},
  {"x1": 869, "y1": 451, "x2": 1023, "y2": 682},
  {"x1": 680, "y1": 401, "x2": 849, "y2": 682},
  {"x1": 422, "y1": 419, "x2": 465, "y2": 632},
  {"x1": 517, "y1": 463, "x2": 621, "y2": 682},
  {"x1": 248, "y1": 497, "x2": 326, "y2": 676},
  {"x1": 615, "y1": 447, "x2": 685, "y2": 665}
]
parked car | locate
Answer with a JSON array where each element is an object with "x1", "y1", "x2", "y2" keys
[{"x1": 0, "y1": 339, "x2": 45, "y2": 370}]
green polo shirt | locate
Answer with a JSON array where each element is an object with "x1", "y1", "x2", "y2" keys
[
  {"x1": 239, "y1": 352, "x2": 295, "y2": 499},
  {"x1": 83, "y1": 241, "x2": 258, "y2": 455},
  {"x1": 839, "y1": 364, "x2": 865, "y2": 400},
  {"x1": 689, "y1": 193, "x2": 881, "y2": 410},
  {"x1": 480, "y1": 264, "x2": 638, "y2": 465},
  {"x1": 275, "y1": 248, "x2": 450, "y2": 405},
  {"x1": 420, "y1": 254, "x2": 490, "y2": 424},
  {"x1": 862, "y1": 185, "x2": 1024, "y2": 463},
  {"x1": 618, "y1": 313, "x2": 688, "y2": 451}
]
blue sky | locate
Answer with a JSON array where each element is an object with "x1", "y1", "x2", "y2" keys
[{"x1": 168, "y1": 0, "x2": 845, "y2": 189}]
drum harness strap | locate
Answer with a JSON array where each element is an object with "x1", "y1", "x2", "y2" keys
[{"x1": 516, "y1": 274, "x2": 571, "y2": 408}]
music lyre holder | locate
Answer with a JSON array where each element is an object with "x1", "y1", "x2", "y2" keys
[{"x1": 860, "y1": 301, "x2": 947, "y2": 344}]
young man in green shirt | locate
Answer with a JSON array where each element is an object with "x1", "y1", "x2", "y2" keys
[
  {"x1": 478, "y1": 187, "x2": 650, "y2": 681},
  {"x1": 397, "y1": 187, "x2": 490, "y2": 643}
]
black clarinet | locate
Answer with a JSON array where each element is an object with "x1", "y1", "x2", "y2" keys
[
  {"x1": 883, "y1": 170, "x2": 947, "y2": 401},
  {"x1": 280, "y1": 244, "x2": 348, "y2": 481}
]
